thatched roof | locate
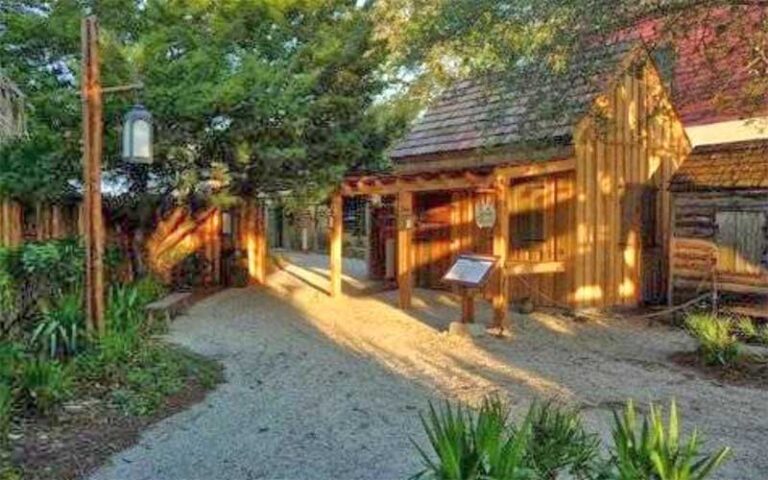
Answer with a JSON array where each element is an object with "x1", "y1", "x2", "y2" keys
[{"x1": 0, "y1": 74, "x2": 25, "y2": 142}]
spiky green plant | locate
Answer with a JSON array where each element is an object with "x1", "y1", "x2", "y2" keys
[
  {"x1": 106, "y1": 283, "x2": 143, "y2": 334},
  {"x1": 18, "y1": 358, "x2": 71, "y2": 415},
  {"x1": 684, "y1": 314, "x2": 740, "y2": 366},
  {"x1": 411, "y1": 397, "x2": 534, "y2": 480},
  {"x1": 611, "y1": 399, "x2": 730, "y2": 480},
  {"x1": 526, "y1": 400, "x2": 600, "y2": 479},
  {"x1": 735, "y1": 317, "x2": 757, "y2": 341},
  {"x1": 31, "y1": 291, "x2": 84, "y2": 358}
]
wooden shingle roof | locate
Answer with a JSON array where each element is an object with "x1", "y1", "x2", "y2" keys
[
  {"x1": 670, "y1": 139, "x2": 768, "y2": 192},
  {"x1": 390, "y1": 42, "x2": 636, "y2": 162}
]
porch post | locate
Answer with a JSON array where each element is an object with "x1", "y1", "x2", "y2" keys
[
  {"x1": 397, "y1": 190, "x2": 413, "y2": 309},
  {"x1": 492, "y1": 175, "x2": 510, "y2": 327},
  {"x1": 330, "y1": 192, "x2": 343, "y2": 297},
  {"x1": 247, "y1": 200, "x2": 267, "y2": 285}
]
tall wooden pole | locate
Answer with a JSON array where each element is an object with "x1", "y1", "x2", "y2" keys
[
  {"x1": 329, "y1": 192, "x2": 343, "y2": 297},
  {"x1": 397, "y1": 191, "x2": 413, "y2": 309},
  {"x1": 82, "y1": 16, "x2": 106, "y2": 335},
  {"x1": 492, "y1": 175, "x2": 510, "y2": 328}
]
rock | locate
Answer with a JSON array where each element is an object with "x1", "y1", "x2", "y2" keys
[{"x1": 448, "y1": 322, "x2": 486, "y2": 338}]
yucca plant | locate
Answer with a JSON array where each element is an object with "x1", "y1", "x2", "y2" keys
[
  {"x1": 611, "y1": 400, "x2": 730, "y2": 480},
  {"x1": 526, "y1": 400, "x2": 600, "y2": 479},
  {"x1": 106, "y1": 283, "x2": 144, "y2": 333},
  {"x1": 684, "y1": 314, "x2": 740, "y2": 366},
  {"x1": 411, "y1": 397, "x2": 534, "y2": 480},
  {"x1": 735, "y1": 317, "x2": 757, "y2": 341},
  {"x1": 18, "y1": 358, "x2": 71, "y2": 415},
  {"x1": 30, "y1": 291, "x2": 84, "y2": 359}
]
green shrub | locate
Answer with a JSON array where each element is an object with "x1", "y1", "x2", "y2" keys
[
  {"x1": 611, "y1": 399, "x2": 730, "y2": 480},
  {"x1": 106, "y1": 283, "x2": 144, "y2": 334},
  {"x1": 684, "y1": 314, "x2": 740, "y2": 366},
  {"x1": 735, "y1": 317, "x2": 758, "y2": 340},
  {"x1": 526, "y1": 400, "x2": 600, "y2": 479},
  {"x1": 411, "y1": 397, "x2": 533, "y2": 480},
  {"x1": 18, "y1": 358, "x2": 71, "y2": 415},
  {"x1": 0, "y1": 383, "x2": 12, "y2": 447},
  {"x1": 30, "y1": 291, "x2": 84, "y2": 359},
  {"x1": 21, "y1": 239, "x2": 84, "y2": 298},
  {"x1": 133, "y1": 275, "x2": 167, "y2": 306},
  {"x1": 758, "y1": 324, "x2": 768, "y2": 345},
  {"x1": 0, "y1": 343, "x2": 23, "y2": 384}
]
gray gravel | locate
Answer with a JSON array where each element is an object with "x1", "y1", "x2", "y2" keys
[
  {"x1": 90, "y1": 253, "x2": 768, "y2": 479},
  {"x1": 88, "y1": 287, "x2": 434, "y2": 480}
]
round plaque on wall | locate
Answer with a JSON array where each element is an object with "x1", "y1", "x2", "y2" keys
[{"x1": 474, "y1": 201, "x2": 496, "y2": 229}]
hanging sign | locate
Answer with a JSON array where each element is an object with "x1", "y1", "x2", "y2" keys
[
  {"x1": 474, "y1": 200, "x2": 497, "y2": 229},
  {"x1": 442, "y1": 254, "x2": 499, "y2": 288}
]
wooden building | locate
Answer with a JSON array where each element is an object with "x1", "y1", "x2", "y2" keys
[
  {"x1": 337, "y1": 43, "x2": 690, "y2": 320},
  {"x1": 669, "y1": 140, "x2": 768, "y2": 312}
]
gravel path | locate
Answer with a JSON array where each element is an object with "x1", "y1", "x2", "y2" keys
[{"x1": 90, "y1": 253, "x2": 768, "y2": 479}]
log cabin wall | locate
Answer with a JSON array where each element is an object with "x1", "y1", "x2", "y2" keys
[
  {"x1": 573, "y1": 60, "x2": 690, "y2": 308},
  {"x1": 670, "y1": 190, "x2": 768, "y2": 303}
]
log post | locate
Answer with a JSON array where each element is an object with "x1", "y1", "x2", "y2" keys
[
  {"x1": 397, "y1": 190, "x2": 413, "y2": 309},
  {"x1": 81, "y1": 16, "x2": 106, "y2": 335},
  {"x1": 329, "y1": 192, "x2": 343, "y2": 297},
  {"x1": 246, "y1": 200, "x2": 267, "y2": 285},
  {"x1": 492, "y1": 175, "x2": 510, "y2": 328}
]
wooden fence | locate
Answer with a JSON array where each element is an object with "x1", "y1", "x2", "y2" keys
[{"x1": 0, "y1": 199, "x2": 82, "y2": 247}]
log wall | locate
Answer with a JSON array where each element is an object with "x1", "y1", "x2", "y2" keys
[{"x1": 671, "y1": 190, "x2": 768, "y2": 303}]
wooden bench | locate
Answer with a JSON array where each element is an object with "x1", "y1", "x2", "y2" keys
[{"x1": 145, "y1": 292, "x2": 194, "y2": 325}]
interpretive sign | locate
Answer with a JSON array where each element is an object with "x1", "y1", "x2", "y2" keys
[{"x1": 442, "y1": 254, "x2": 499, "y2": 288}]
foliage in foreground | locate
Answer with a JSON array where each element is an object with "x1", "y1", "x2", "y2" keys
[
  {"x1": 0, "y1": 269, "x2": 219, "y2": 450},
  {"x1": 412, "y1": 398, "x2": 730, "y2": 480},
  {"x1": 684, "y1": 314, "x2": 740, "y2": 366},
  {"x1": 612, "y1": 400, "x2": 730, "y2": 480}
]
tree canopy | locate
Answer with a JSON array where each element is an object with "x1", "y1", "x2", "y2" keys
[
  {"x1": 0, "y1": 0, "x2": 398, "y2": 205},
  {"x1": 1, "y1": 0, "x2": 767, "y2": 206}
]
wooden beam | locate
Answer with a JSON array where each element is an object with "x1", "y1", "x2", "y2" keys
[
  {"x1": 496, "y1": 158, "x2": 575, "y2": 179},
  {"x1": 397, "y1": 190, "x2": 414, "y2": 309},
  {"x1": 330, "y1": 192, "x2": 343, "y2": 297},
  {"x1": 492, "y1": 175, "x2": 510, "y2": 327},
  {"x1": 342, "y1": 174, "x2": 495, "y2": 197},
  {"x1": 507, "y1": 261, "x2": 565, "y2": 276}
]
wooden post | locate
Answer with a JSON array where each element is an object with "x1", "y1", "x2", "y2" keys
[
  {"x1": 246, "y1": 200, "x2": 267, "y2": 285},
  {"x1": 492, "y1": 176, "x2": 510, "y2": 327},
  {"x1": 461, "y1": 288, "x2": 476, "y2": 323},
  {"x1": 82, "y1": 16, "x2": 106, "y2": 335},
  {"x1": 397, "y1": 190, "x2": 413, "y2": 309},
  {"x1": 329, "y1": 192, "x2": 343, "y2": 297}
]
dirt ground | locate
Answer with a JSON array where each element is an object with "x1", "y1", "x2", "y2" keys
[{"x1": 90, "y1": 252, "x2": 767, "y2": 479}]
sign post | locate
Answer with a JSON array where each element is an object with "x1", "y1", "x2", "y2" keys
[{"x1": 442, "y1": 254, "x2": 499, "y2": 324}]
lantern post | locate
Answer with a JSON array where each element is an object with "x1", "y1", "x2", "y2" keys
[{"x1": 81, "y1": 16, "x2": 150, "y2": 335}]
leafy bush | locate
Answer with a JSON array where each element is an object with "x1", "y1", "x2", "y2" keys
[
  {"x1": 0, "y1": 248, "x2": 22, "y2": 335},
  {"x1": 611, "y1": 399, "x2": 730, "y2": 480},
  {"x1": 0, "y1": 343, "x2": 23, "y2": 384},
  {"x1": 18, "y1": 358, "x2": 71, "y2": 415},
  {"x1": 20, "y1": 239, "x2": 84, "y2": 298},
  {"x1": 133, "y1": 275, "x2": 167, "y2": 306},
  {"x1": 30, "y1": 291, "x2": 84, "y2": 359},
  {"x1": 411, "y1": 397, "x2": 533, "y2": 480},
  {"x1": 685, "y1": 314, "x2": 740, "y2": 366},
  {"x1": 526, "y1": 400, "x2": 600, "y2": 479},
  {"x1": 0, "y1": 384, "x2": 12, "y2": 447}
]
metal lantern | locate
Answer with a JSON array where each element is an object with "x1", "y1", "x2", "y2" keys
[{"x1": 121, "y1": 104, "x2": 153, "y2": 164}]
